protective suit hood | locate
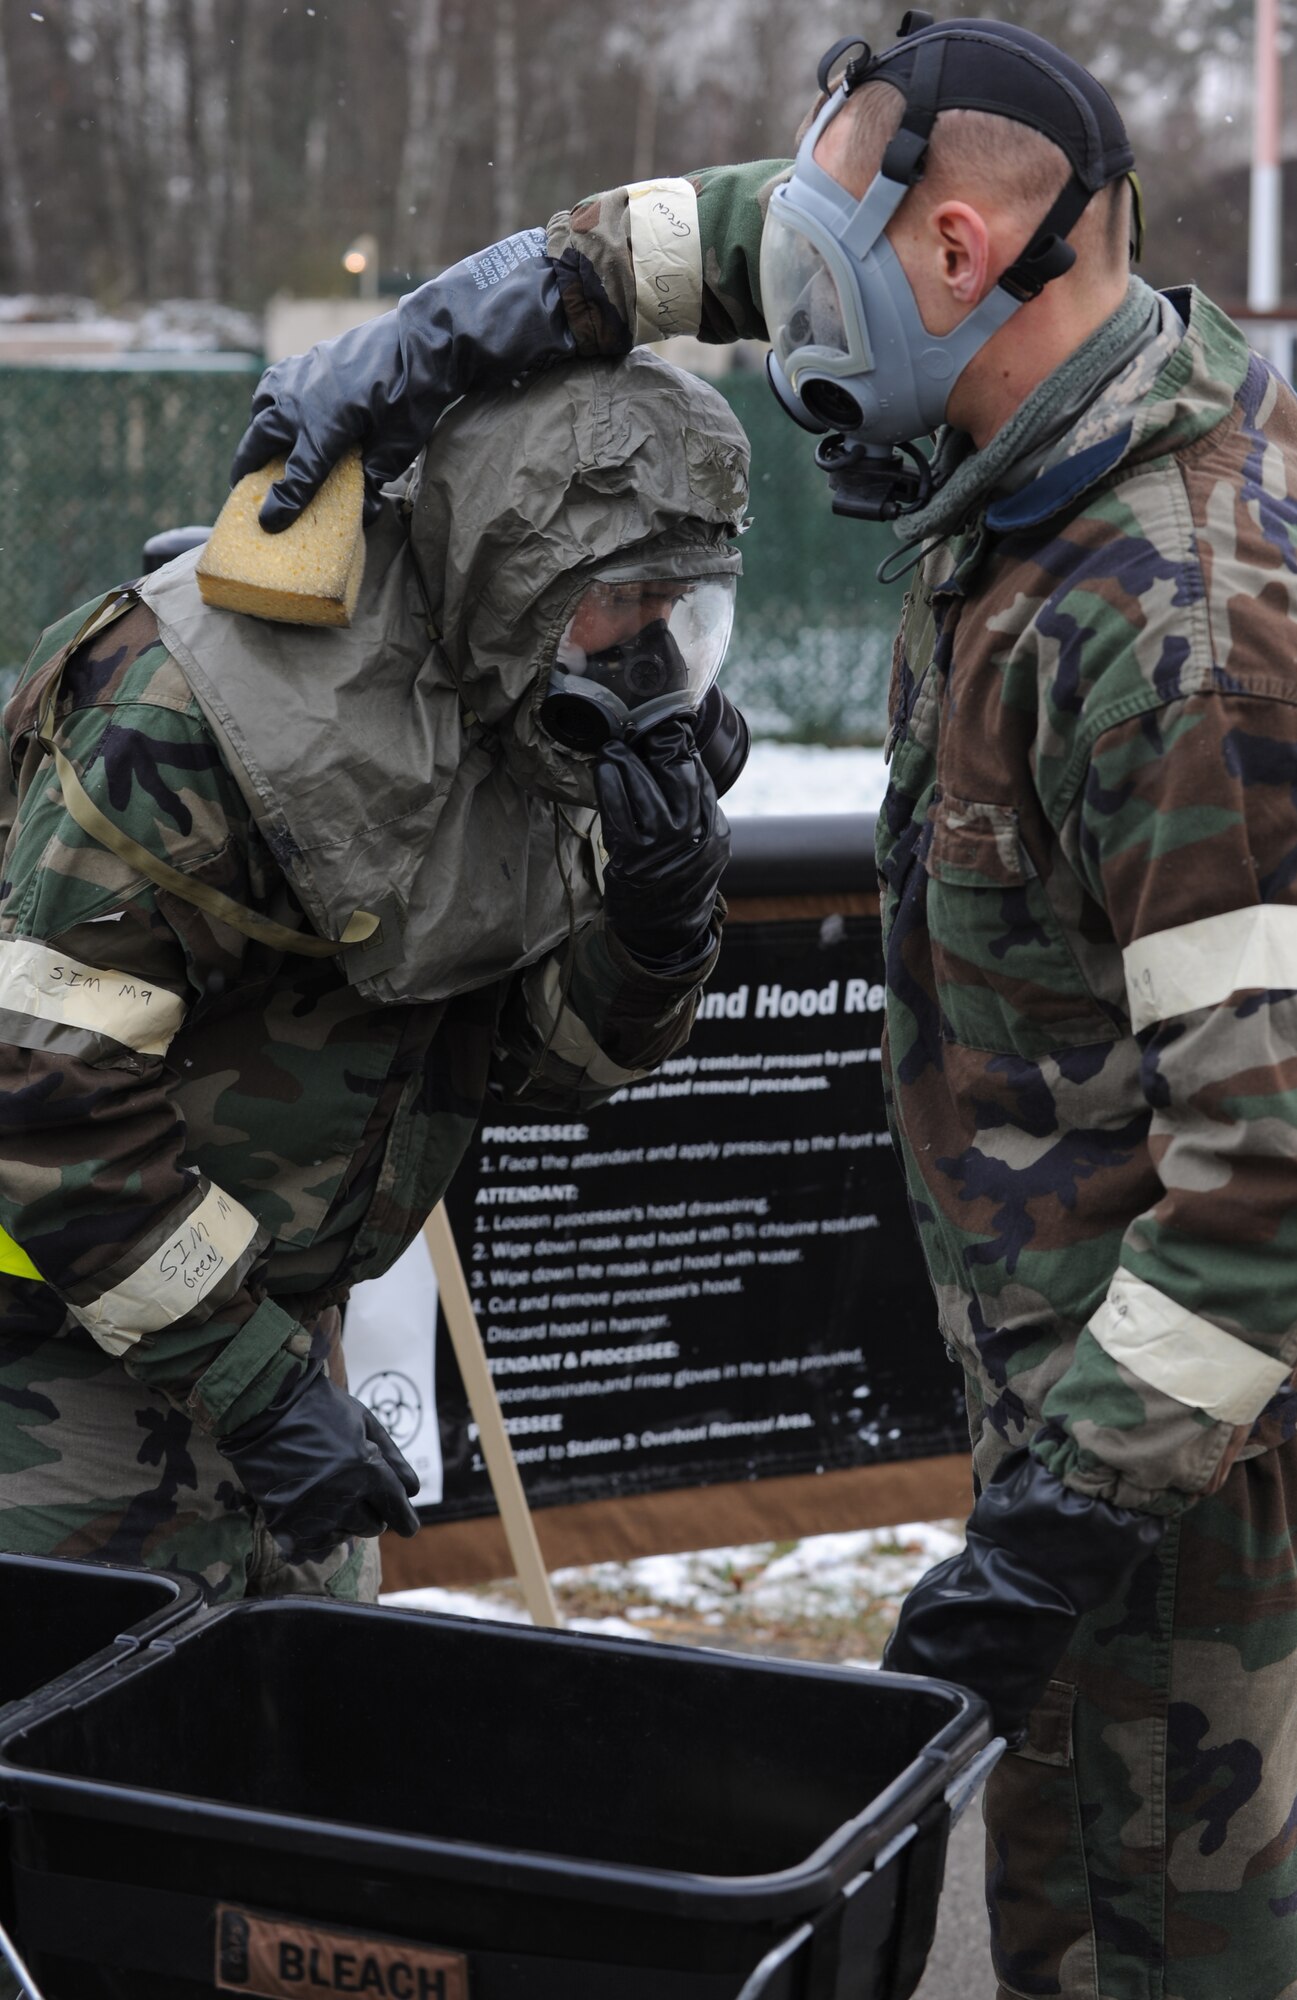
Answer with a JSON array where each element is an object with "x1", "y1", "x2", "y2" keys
[
  {"x1": 410, "y1": 346, "x2": 749, "y2": 805},
  {"x1": 139, "y1": 350, "x2": 748, "y2": 1006}
]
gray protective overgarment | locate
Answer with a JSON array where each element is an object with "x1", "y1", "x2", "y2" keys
[{"x1": 140, "y1": 347, "x2": 749, "y2": 1007}]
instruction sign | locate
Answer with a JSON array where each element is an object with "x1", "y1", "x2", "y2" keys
[{"x1": 425, "y1": 913, "x2": 966, "y2": 1518}]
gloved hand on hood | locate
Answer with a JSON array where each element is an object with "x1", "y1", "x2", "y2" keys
[
  {"x1": 595, "y1": 716, "x2": 729, "y2": 973},
  {"x1": 882, "y1": 1449, "x2": 1166, "y2": 1745},
  {"x1": 220, "y1": 1361, "x2": 422, "y2": 1563},
  {"x1": 231, "y1": 229, "x2": 579, "y2": 530}
]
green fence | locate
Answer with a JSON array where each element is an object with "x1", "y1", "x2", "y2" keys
[
  {"x1": 719, "y1": 373, "x2": 899, "y2": 743},
  {"x1": 0, "y1": 359, "x2": 899, "y2": 742},
  {"x1": 0, "y1": 356, "x2": 262, "y2": 693}
]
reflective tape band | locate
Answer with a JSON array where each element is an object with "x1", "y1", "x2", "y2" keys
[
  {"x1": 1089, "y1": 1268, "x2": 1291, "y2": 1426},
  {"x1": 0, "y1": 1224, "x2": 41, "y2": 1282},
  {"x1": 69, "y1": 1182, "x2": 262, "y2": 1356},
  {"x1": 626, "y1": 177, "x2": 703, "y2": 343},
  {"x1": 1123, "y1": 904, "x2": 1297, "y2": 1031},
  {"x1": 0, "y1": 937, "x2": 186, "y2": 1057}
]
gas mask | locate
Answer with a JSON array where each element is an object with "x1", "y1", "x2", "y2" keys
[
  {"x1": 759, "y1": 13, "x2": 1138, "y2": 521},
  {"x1": 539, "y1": 572, "x2": 750, "y2": 795}
]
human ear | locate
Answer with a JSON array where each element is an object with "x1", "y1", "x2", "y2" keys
[{"x1": 931, "y1": 200, "x2": 990, "y2": 305}]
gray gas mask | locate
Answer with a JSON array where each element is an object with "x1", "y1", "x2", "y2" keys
[{"x1": 759, "y1": 13, "x2": 1139, "y2": 521}]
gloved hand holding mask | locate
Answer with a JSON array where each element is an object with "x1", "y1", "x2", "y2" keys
[
  {"x1": 595, "y1": 716, "x2": 729, "y2": 972},
  {"x1": 538, "y1": 570, "x2": 738, "y2": 970}
]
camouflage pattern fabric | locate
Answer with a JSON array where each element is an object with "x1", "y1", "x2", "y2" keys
[
  {"x1": 876, "y1": 294, "x2": 1297, "y2": 1995},
  {"x1": 543, "y1": 170, "x2": 1297, "y2": 1994},
  {"x1": 547, "y1": 161, "x2": 785, "y2": 352},
  {"x1": 878, "y1": 293, "x2": 1297, "y2": 1520},
  {"x1": 0, "y1": 598, "x2": 716, "y2": 1596},
  {"x1": 0, "y1": 1292, "x2": 378, "y2": 1601},
  {"x1": 990, "y1": 1443, "x2": 1297, "y2": 2000}
]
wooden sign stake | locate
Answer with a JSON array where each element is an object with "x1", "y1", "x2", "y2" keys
[{"x1": 422, "y1": 1202, "x2": 563, "y2": 1629}]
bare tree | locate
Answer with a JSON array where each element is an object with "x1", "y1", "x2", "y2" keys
[
  {"x1": 632, "y1": 18, "x2": 662, "y2": 184},
  {"x1": 0, "y1": 0, "x2": 1284, "y2": 309},
  {"x1": 393, "y1": 0, "x2": 467, "y2": 279},
  {"x1": 178, "y1": 0, "x2": 225, "y2": 299},
  {"x1": 0, "y1": 0, "x2": 36, "y2": 291},
  {"x1": 492, "y1": 0, "x2": 519, "y2": 239}
]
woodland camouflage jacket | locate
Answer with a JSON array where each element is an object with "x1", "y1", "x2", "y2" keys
[
  {"x1": 546, "y1": 166, "x2": 1297, "y2": 1513},
  {"x1": 0, "y1": 597, "x2": 716, "y2": 1437}
]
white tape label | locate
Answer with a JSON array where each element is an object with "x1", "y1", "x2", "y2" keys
[
  {"x1": 72, "y1": 1182, "x2": 261, "y2": 1354},
  {"x1": 1123, "y1": 904, "x2": 1297, "y2": 1031},
  {"x1": 626, "y1": 177, "x2": 703, "y2": 343},
  {"x1": 0, "y1": 935, "x2": 185, "y2": 1056}
]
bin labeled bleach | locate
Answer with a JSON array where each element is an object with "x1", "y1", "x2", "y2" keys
[{"x1": 0, "y1": 1597, "x2": 994, "y2": 1999}]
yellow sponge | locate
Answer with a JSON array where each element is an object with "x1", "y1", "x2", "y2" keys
[{"x1": 196, "y1": 450, "x2": 366, "y2": 627}]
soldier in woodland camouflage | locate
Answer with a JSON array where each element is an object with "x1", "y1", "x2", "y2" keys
[
  {"x1": 233, "y1": 14, "x2": 1297, "y2": 1997},
  {"x1": 0, "y1": 349, "x2": 746, "y2": 1606}
]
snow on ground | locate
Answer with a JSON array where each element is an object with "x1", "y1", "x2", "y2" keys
[
  {"x1": 723, "y1": 741, "x2": 888, "y2": 818},
  {"x1": 383, "y1": 1520, "x2": 965, "y2": 1664},
  {"x1": 382, "y1": 743, "x2": 946, "y2": 1666}
]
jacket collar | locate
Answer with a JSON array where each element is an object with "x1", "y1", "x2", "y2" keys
[{"x1": 985, "y1": 286, "x2": 1250, "y2": 535}]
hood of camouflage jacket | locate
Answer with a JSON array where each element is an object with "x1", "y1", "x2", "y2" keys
[{"x1": 138, "y1": 348, "x2": 748, "y2": 1008}]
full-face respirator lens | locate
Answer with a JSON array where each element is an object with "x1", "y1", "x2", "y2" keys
[{"x1": 540, "y1": 573, "x2": 738, "y2": 765}]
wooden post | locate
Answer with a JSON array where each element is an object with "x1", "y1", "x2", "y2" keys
[{"x1": 421, "y1": 1202, "x2": 562, "y2": 1629}]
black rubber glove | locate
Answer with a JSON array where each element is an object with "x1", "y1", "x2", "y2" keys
[
  {"x1": 231, "y1": 228, "x2": 578, "y2": 529},
  {"x1": 220, "y1": 1362, "x2": 422, "y2": 1563},
  {"x1": 595, "y1": 716, "x2": 730, "y2": 972},
  {"x1": 882, "y1": 1450, "x2": 1165, "y2": 1744}
]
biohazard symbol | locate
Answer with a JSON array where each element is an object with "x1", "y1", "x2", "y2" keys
[{"x1": 357, "y1": 1370, "x2": 422, "y2": 1449}]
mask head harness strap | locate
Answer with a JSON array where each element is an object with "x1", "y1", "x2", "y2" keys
[{"x1": 863, "y1": 16, "x2": 1137, "y2": 298}]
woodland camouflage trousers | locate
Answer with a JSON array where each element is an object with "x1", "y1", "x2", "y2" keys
[
  {"x1": 986, "y1": 1439, "x2": 1297, "y2": 2000},
  {"x1": 0, "y1": 1290, "x2": 382, "y2": 2000},
  {"x1": 0, "y1": 1282, "x2": 381, "y2": 1603}
]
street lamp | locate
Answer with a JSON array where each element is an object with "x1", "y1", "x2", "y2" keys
[{"x1": 344, "y1": 233, "x2": 379, "y2": 302}]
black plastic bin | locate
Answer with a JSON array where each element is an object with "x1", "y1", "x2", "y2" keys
[
  {"x1": 0, "y1": 1553, "x2": 199, "y2": 1724},
  {"x1": 0, "y1": 1553, "x2": 201, "y2": 1996},
  {"x1": 0, "y1": 1598, "x2": 994, "y2": 2000}
]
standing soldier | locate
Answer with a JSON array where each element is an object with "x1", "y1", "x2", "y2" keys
[{"x1": 230, "y1": 15, "x2": 1297, "y2": 1997}]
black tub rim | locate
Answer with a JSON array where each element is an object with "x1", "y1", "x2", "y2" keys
[
  {"x1": 0, "y1": 1551, "x2": 203, "y2": 1735},
  {"x1": 0, "y1": 1599, "x2": 989, "y2": 1926}
]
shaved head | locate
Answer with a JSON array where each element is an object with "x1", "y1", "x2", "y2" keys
[{"x1": 814, "y1": 78, "x2": 1129, "y2": 274}]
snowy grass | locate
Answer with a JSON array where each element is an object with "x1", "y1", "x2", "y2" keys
[
  {"x1": 382, "y1": 1518, "x2": 964, "y2": 1663},
  {"x1": 724, "y1": 741, "x2": 888, "y2": 818}
]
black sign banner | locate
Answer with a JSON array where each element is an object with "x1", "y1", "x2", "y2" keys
[{"x1": 430, "y1": 914, "x2": 966, "y2": 1520}]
